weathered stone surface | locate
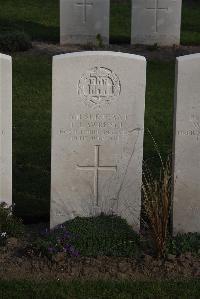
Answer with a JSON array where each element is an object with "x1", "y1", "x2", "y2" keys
[
  {"x1": 173, "y1": 53, "x2": 200, "y2": 234},
  {"x1": 131, "y1": 0, "x2": 182, "y2": 46},
  {"x1": 60, "y1": 0, "x2": 110, "y2": 45},
  {"x1": 50, "y1": 51, "x2": 146, "y2": 230},
  {"x1": 0, "y1": 54, "x2": 12, "y2": 207}
]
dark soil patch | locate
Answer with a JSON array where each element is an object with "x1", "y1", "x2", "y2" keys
[
  {"x1": 31, "y1": 42, "x2": 200, "y2": 61},
  {"x1": 1, "y1": 229, "x2": 200, "y2": 282}
]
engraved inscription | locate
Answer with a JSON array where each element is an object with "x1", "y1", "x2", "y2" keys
[
  {"x1": 146, "y1": 0, "x2": 169, "y2": 32},
  {"x1": 59, "y1": 113, "x2": 133, "y2": 142},
  {"x1": 177, "y1": 112, "x2": 200, "y2": 140},
  {"x1": 76, "y1": 0, "x2": 93, "y2": 24},
  {"x1": 187, "y1": 206, "x2": 200, "y2": 217},
  {"x1": 178, "y1": 130, "x2": 200, "y2": 137},
  {"x1": 77, "y1": 145, "x2": 117, "y2": 206},
  {"x1": 78, "y1": 67, "x2": 121, "y2": 108}
]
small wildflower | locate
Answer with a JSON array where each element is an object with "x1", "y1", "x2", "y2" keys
[
  {"x1": 68, "y1": 245, "x2": 79, "y2": 257},
  {"x1": 63, "y1": 231, "x2": 71, "y2": 238},
  {"x1": 1, "y1": 232, "x2": 7, "y2": 238},
  {"x1": 48, "y1": 247, "x2": 54, "y2": 253}
]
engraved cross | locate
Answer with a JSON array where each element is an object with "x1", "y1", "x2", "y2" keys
[
  {"x1": 146, "y1": 0, "x2": 169, "y2": 32},
  {"x1": 77, "y1": 145, "x2": 117, "y2": 206},
  {"x1": 76, "y1": 0, "x2": 94, "y2": 24}
]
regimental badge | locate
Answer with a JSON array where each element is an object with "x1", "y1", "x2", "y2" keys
[{"x1": 78, "y1": 67, "x2": 121, "y2": 108}]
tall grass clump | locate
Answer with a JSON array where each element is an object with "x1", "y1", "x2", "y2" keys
[
  {"x1": 142, "y1": 130, "x2": 172, "y2": 258},
  {"x1": 142, "y1": 159, "x2": 172, "y2": 258}
]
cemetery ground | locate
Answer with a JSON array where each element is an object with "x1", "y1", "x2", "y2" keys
[
  {"x1": 0, "y1": 0, "x2": 199, "y2": 45},
  {"x1": 4, "y1": 51, "x2": 200, "y2": 295},
  {"x1": 0, "y1": 0, "x2": 200, "y2": 298},
  {"x1": 2, "y1": 282, "x2": 200, "y2": 299}
]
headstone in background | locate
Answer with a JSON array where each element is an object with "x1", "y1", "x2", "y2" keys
[
  {"x1": 131, "y1": 0, "x2": 182, "y2": 46},
  {"x1": 51, "y1": 51, "x2": 146, "y2": 230},
  {"x1": 60, "y1": 0, "x2": 110, "y2": 45},
  {"x1": 173, "y1": 53, "x2": 200, "y2": 234},
  {"x1": 0, "y1": 54, "x2": 12, "y2": 207}
]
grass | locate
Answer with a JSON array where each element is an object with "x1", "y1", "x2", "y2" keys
[
  {"x1": 144, "y1": 61, "x2": 175, "y2": 171},
  {"x1": 12, "y1": 53, "x2": 175, "y2": 221},
  {"x1": 181, "y1": 0, "x2": 200, "y2": 45},
  {"x1": 13, "y1": 54, "x2": 52, "y2": 222},
  {"x1": 0, "y1": 280, "x2": 200, "y2": 299},
  {"x1": 167, "y1": 233, "x2": 200, "y2": 256},
  {"x1": 0, "y1": 0, "x2": 59, "y2": 42},
  {"x1": 0, "y1": 0, "x2": 199, "y2": 45},
  {"x1": 110, "y1": 1, "x2": 131, "y2": 43}
]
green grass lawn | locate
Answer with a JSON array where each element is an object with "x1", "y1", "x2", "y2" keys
[
  {"x1": 0, "y1": 0, "x2": 199, "y2": 45},
  {"x1": 12, "y1": 53, "x2": 174, "y2": 221},
  {"x1": 13, "y1": 54, "x2": 52, "y2": 221},
  {"x1": 0, "y1": 280, "x2": 200, "y2": 299}
]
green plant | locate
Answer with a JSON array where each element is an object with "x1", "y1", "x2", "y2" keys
[
  {"x1": 167, "y1": 233, "x2": 200, "y2": 256},
  {"x1": 30, "y1": 225, "x2": 79, "y2": 259},
  {"x1": 1, "y1": 279, "x2": 200, "y2": 298},
  {"x1": 29, "y1": 215, "x2": 140, "y2": 258},
  {"x1": 0, "y1": 202, "x2": 24, "y2": 246},
  {"x1": 0, "y1": 31, "x2": 32, "y2": 53},
  {"x1": 96, "y1": 34, "x2": 103, "y2": 47},
  {"x1": 142, "y1": 154, "x2": 172, "y2": 258},
  {"x1": 146, "y1": 43, "x2": 158, "y2": 51}
]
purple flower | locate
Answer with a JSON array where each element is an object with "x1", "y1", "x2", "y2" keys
[
  {"x1": 48, "y1": 247, "x2": 55, "y2": 253},
  {"x1": 63, "y1": 231, "x2": 71, "y2": 238},
  {"x1": 71, "y1": 249, "x2": 79, "y2": 257},
  {"x1": 68, "y1": 245, "x2": 79, "y2": 257},
  {"x1": 41, "y1": 228, "x2": 49, "y2": 236},
  {"x1": 63, "y1": 244, "x2": 70, "y2": 251}
]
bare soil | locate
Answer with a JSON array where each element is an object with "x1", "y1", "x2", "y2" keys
[
  {"x1": 30, "y1": 42, "x2": 200, "y2": 61},
  {"x1": 1, "y1": 234, "x2": 200, "y2": 282}
]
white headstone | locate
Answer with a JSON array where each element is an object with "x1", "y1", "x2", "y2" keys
[
  {"x1": 131, "y1": 0, "x2": 182, "y2": 46},
  {"x1": 173, "y1": 53, "x2": 200, "y2": 234},
  {"x1": 0, "y1": 54, "x2": 12, "y2": 207},
  {"x1": 60, "y1": 0, "x2": 110, "y2": 45},
  {"x1": 51, "y1": 51, "x2": 146, "y2": 230}
]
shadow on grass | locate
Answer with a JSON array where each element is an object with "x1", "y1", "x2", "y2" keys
[{"x1": 0, "y1": 18, "x2": 59, "y2": 43}]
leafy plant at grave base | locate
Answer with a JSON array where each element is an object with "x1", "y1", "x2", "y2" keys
[
  {"x1": 0, "y1": 202, "x2": 24, "y2": 246},
  {"x1": 146, "y1": 43, "x2": 159, "y2": 51},
  {"x1": 62, "y1": 214, "x2": 140, "y2": 257},
  {"x1": 142, "y1": 151, "x2": 172, "y2": 258},
  {"x1": 167, "y1": 233, "x2": 200, "y2": 256},
  {"x1": 30, "y1": 225, "x2": 79, "y2": 259},
  {"x1": 0, "y1": 31, "x2": 32, "y2": 53},
  {"x1": 60, "y1": 214, "x2": 140, "y2": 257},
  {"x1": 96, "y1": 34, "x2": 104, "y2": 48},
  {"x1": 30, "y1": 215, "x2": 140, "y2": 258}
]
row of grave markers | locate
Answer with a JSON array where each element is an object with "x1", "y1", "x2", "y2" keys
[
  {"x1": 60, "y1": 0, "x2": 182, "y2": 46},
  {"x1": 1, "y1": 51, "x2": 200, "y2": 234}
]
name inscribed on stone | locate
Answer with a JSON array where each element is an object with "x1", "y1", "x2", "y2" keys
[{"x1": 59, "y1": 113, "x2": 132, "y2": 142}]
